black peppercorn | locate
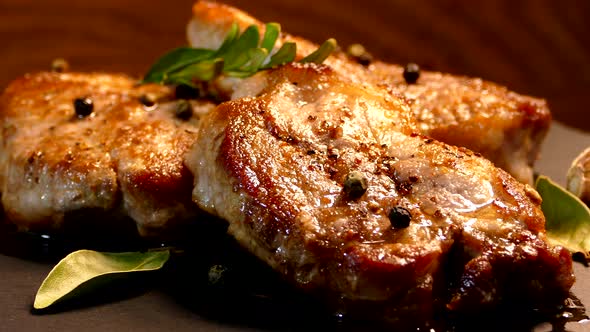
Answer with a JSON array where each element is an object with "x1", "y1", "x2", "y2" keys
[
  {"x1": 175, "y1": 84, "x2": 200, "y2": 100},
  {"x1": 74, "y1": 97, "x2": 93, "y2": 118},
  {"x1": 388, "y1": 207, "x2": 412, "y2": 229},
  {"x1": 343, "y1": 171, "x2": 368, "y2": 199},
  {"x1": 51, "y1": 58, "x2": 69, "y2": 73},
  {"x1": 138, "y1": 94, "x2": 156, "y2": 107},
  {"x1": 346, "y1": 43, "x2": 373, "y2": 67},
  {"x1": 175, "y1": 100, "x2": 193, "y2": 120},
  {"x1": 403, "y1": 63, "x2": 420, "y2": 84},
  {"x1": 208, "y1": 264, "x2": 229, "y2": 286}
]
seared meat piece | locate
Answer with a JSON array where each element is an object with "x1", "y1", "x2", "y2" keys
[
  {"x1": 0, "y1": 72, "x2": 214, "y2": 237},
  {"x1": 187, "y1": 0, "x2": 551, "y2": 184},
  {"x1": 185, "y1": 63, "x2": 573, "y2": 322},
  {"x1": 366, "y1": 65, "x2": 550, "y2": 186}
]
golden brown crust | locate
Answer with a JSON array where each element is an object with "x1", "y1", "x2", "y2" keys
[
  {"x1": 187, "y1": 63, "x2": 573, "y2": 320},
  {"x1": 368, "y1": 64, "x2": 552, "y2": 184},
  {"x1": 188, "y1": 1, "x2": 551, "y2": 184},
  {"x1": 0, "y1": 72, "x2": 214, "y2": 236}
]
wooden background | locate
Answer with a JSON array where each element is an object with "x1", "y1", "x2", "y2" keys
[{"x1": 1, "y1": 0, "x2": 589, "y2": 130}]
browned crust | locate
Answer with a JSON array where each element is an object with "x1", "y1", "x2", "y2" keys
[
  {"x1": 0, "y1": 72, "x2": 208, "y2": 237},
  {"x1": 189, "y1": 1, "x2": 552, "y2": 184},
  {"x1": 190, "y1": 63, "x2": 573, "y2": 320}
]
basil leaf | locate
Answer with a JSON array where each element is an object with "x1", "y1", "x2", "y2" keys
[
  {"x1": 261, "y1": 23, "x2": 280, "y2": 53},
  {"x1": 34, "y1": 249, "x2": 170, "y2": 310},
  {"x1": 299, "y1": 38, "x2": 338, "y2": 64},
  {"x1": 263, "y1": 42, "x2": 297, "y2": 69},
  {"x1": 536, "y1": 175, "x2": 590, "y2": 254},
  {"x1": 143, "y1": 47, "x2": 215, "y2": 83}
]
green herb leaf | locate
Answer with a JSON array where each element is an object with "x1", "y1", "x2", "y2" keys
[
  {"x1": 215, "y1": 22, "x2": 240, "y2": 56},
  {"x1": 261, "y1": 23, "x2": 280, "y2": 53},
  {"x1": 222, "y1": 25, "x2": 260, "y2": 71},
  {"x1": 241, "y1": 48, "x2": 269, "y2": 73},
  {"x1": 142, "y1": 47, "x2": 215, "y2": 84},
  {"x1": 226, "y1": 47, "x2": 269, "y2": 78},
  {"x1": 167, "y1": 58, "x2": 225, "y2": 83},
  {"x1": 536, "y1": 175, "x2": 590, "y2": 254},
  {"x1": 33, "y1": 249, "x2": 170, "y2": 310},
  {"x1": 262, "y1": 42, "x2": 297, "y2": 69},
  {"x1": 142, "y1": 22, "x2": 336, "y2": 85},
  {"x1": 299, "y1": 38, "x2": 338, "y2": 64}
]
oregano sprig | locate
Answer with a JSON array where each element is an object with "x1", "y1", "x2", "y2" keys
[{"x1": 142, "y1": 22, "x2": 337, "y2": 85}]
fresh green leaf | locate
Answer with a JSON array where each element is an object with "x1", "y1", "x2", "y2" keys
[
  {"x1": 241, "y1": 48, "x2": 269, "y2": 72},
  {"x1": 224, "y1": 51, "x2": 251, "y2": 72},
  {"x1": 223, "y1": 25, "x2": 260, "y2": 70},
  {"x1": 34, "y1": 249, "x2": 170, "y2": 310},
  {"x1": 142, "y1": 47, "x2": 215, "y2": 83},
  {"x1": 299, "y1": 38, "x2": 338, "y2": 64},
  {"x1": 262, "y1": 42, "x2": 297, "y2": 69},
  {"x1": 167, "y1": 58, "x2": 225, "y2": 83},
  {"x1": 142, "y1": 21, "x2": 336, "y2": 85},
  {"x1": 215, "y1": 22, "x2": 240, "y2": 56},
  {"x1": 261, "y1": 23, "x2": 280, "y2": 53},
  {"x1": 536, "y1": 175, "x2": 590, "y2": 254}
]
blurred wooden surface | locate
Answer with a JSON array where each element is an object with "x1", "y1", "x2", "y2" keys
[{"x1": 1, "y1": 0, "x2": 589, "y2": 130}]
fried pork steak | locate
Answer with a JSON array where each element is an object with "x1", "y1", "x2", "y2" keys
[
  {"x1": 185, "y1": 63, "x2": 573, "y2": 321},
  {"x1": 187, "y1": 0, "x2": 551, "y2": 184},
  {"x1": 0, "y1": 72, "x2": 214, "y2": 237}
]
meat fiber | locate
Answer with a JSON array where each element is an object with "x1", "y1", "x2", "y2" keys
[
  {"x1": 0, "y1": 72, "x2": 214, "y2": 237},
  {"x1": 185, "y1": 63, "x2": 573, "y2": 322},
  {"x1": 187, "y1": 0, "x2": 551, "y2": 184}
]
